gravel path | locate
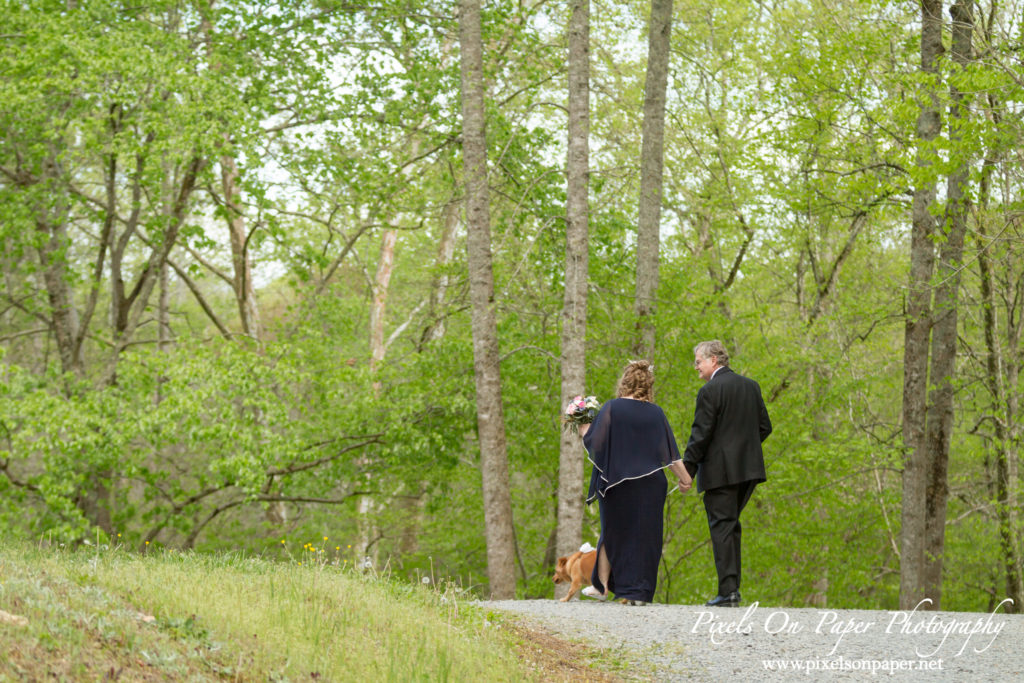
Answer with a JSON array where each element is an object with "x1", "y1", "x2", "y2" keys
[{"x1": 479, "y1": 598, "x2": 1024, "y2": 681}]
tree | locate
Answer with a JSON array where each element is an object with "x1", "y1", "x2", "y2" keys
[
  {"x1": 918, "y1": 0, "x2": 973, "y2": 607},
  {"x1": 970, "y1": 8, "x2": 1024, "y2": 610},
  {"x1": 458, "y1": 0, "x2": 517, "y2": 599},
  {"x1": 632, "y1": 0, "x2": 673, "y2": 360},
  {"x1": 900, "y1": 0, "x2": 944, "y2": 611},
  {"x1": 199, "y1": 4, "x2": 260, "y2": 340},
  {"x1": 555, "y1": 0, "x2": 590, "y2": 594},
  {"x1": 901, "y1": 0, "x2": 976, "y2": 610}
]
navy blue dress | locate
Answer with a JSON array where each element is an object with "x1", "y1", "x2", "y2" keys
[{"x1": 583, "y1": 398, "x2": 682, "y2": 602}]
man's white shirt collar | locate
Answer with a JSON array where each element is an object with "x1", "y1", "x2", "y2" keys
[{"x1": 711, "y1": 366, "x2": 724, "y2": 379}]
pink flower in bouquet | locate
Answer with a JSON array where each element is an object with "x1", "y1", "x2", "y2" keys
[
  {"x1": 565, "y1": 395, "x2": 587, "y2": 415},
  {"x1": 563, "y1": 395, "x2": 601, "y2": 432}
]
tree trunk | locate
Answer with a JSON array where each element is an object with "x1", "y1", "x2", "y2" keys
[
  {"x1": 158, "y1": 165, "x2": 175, "y2": 354},
  {"x1": 21, "y1": 147, "x2": 84, "y2": 381},
  {"x1": 1002, "y1": 357, "x2": 1023, "y2": 610},
  {"x1": 916, "y1": 0, "x2": 973, "y2": 607},
  {"x1": 158, "y1": 260, "x2": 171, "y2": 352},
  {"x1": 30, "y1": 169, "x2": 112, "y2": 532},
  {"x1": 370, "y1": 228, "x2": 398, "y2": 375},
  {"x1": 104, "y1": 156, "x2": 204, "y2": 385},
  {"x1": 554, "y1": 0, "x2": 590, "y2": 598},
  {"x1": 199, "y1": 6, "x2": 260, "y2": 340},
  {"x1": 355, "y1": 226, "x2": 399, "y2": 566},
  {"x1": 632, "y1": 0, "x2": 673, "y2": 359},
  {"x1": 421, "y1": 200, "x2": 460, "y2": 346},
  {"x1": 220, "y1": 150, "x2": 261, "y2": 339},
  {"x1": 458, "y1": 0, "x2": 517, "y2": 599},
  {"x1": 900, "y1": 0, "x2": 943, "y2": 611},
  {"x1": 36, "y1": 212, "x2": 82, "y2": 379},
  {"x1": 977, "y1": 92, "x2": 1023, "y2": 611},
  {"x1": 977, "y1": 179, "x2": 1024, "y2": 613}
]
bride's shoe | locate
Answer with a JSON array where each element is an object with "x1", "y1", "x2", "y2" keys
[{"x1": 582, "y1": 586, "x2": 607, "y2": 601}]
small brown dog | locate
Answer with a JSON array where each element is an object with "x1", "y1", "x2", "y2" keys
[{"x1": 552, "y1": 549, "x2": 597, "y2": 601}]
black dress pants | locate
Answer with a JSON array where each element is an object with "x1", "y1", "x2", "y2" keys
[{"x1": 703, "y1": 480, "x2": 757, "y2": 596}]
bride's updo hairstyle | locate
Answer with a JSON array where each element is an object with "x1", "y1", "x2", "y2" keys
[{"x1": 616, "y1": 360, "x2": 654, "y2": 401}]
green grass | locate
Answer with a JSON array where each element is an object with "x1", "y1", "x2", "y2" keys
[{"x1": 0, "y1": 540, "x2": 575, "y2": 681}]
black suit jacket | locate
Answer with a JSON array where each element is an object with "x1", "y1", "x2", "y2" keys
[{"x1": 682, "y1": 366, "x2": 772, "y2": 493}]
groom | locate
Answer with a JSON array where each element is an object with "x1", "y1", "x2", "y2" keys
[{"x1": 677, "y1": 340, "x2": 772, "y2": 607}]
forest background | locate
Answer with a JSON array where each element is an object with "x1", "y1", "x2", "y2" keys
[{"x1": 1, "y1": 0, "x2": 1022, "y2": 613}]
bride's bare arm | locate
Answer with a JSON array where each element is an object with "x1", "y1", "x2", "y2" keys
[{"x1": 668, "y1": 459, "x2": 692, "y2": 492}]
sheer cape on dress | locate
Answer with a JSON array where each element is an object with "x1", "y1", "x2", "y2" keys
[{"x1": 583, "y1": 398, "x2": 681, "y2": 504}]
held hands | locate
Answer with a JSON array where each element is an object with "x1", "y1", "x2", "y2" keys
[{"x1": 675, "y1": 466, "x2": 693, "y2": 494}]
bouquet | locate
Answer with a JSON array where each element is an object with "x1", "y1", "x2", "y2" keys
[{"x1": 563, "y1": 395, "x2": 601, "y2": 433}]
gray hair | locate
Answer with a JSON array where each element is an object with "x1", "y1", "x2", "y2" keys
[{"x1": 694, "y1": 340, "x2": 729, "y2": 366}]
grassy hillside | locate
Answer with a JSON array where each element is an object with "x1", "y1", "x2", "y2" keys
[{"x1": 0, "y1": 540, "x2": 611, "y2": 681}]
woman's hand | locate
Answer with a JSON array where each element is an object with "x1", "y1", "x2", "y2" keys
[
  {"x1": 670, "y1": 460, "x2": 692, "y2": 493},
  {"x1": 577, "y1": 423, "x2": 590, "y2": 438}
]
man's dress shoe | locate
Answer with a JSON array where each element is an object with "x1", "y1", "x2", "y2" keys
[{"x1": 705, "y1": 591, "x2": 741, "y2": 607}]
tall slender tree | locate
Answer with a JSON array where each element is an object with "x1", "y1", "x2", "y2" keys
[
  {"x1": 918, "y1": 0, "x2": 974, "y2": 607},
  {"x1": 555, "y1": 0, "x2": 590, "y2": 593},
  {"x1": 900, "y1": 0, "x2": 944, "y2": 611},
  {"x1": 972, "y1": 12, "x2": 1024, "y2": 605},
  {"x1": 458, "y1": 0, "x2": 517, "y2": 599},
  {"x1": 975, "y1": 159, "x2": 1024, "y2": 611},
  {"x1": 217, "y1": 151, "x2": 261, "y2": 339},
  {"x1": 632, "y1": 0, "x2": 673, "y2": 360},
  {"x1": 199, "y1": 4, "x2": 260, "y2": 340},
  {"x1": 901, "y1": 0, "x2": 975, "y2": 610}
]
